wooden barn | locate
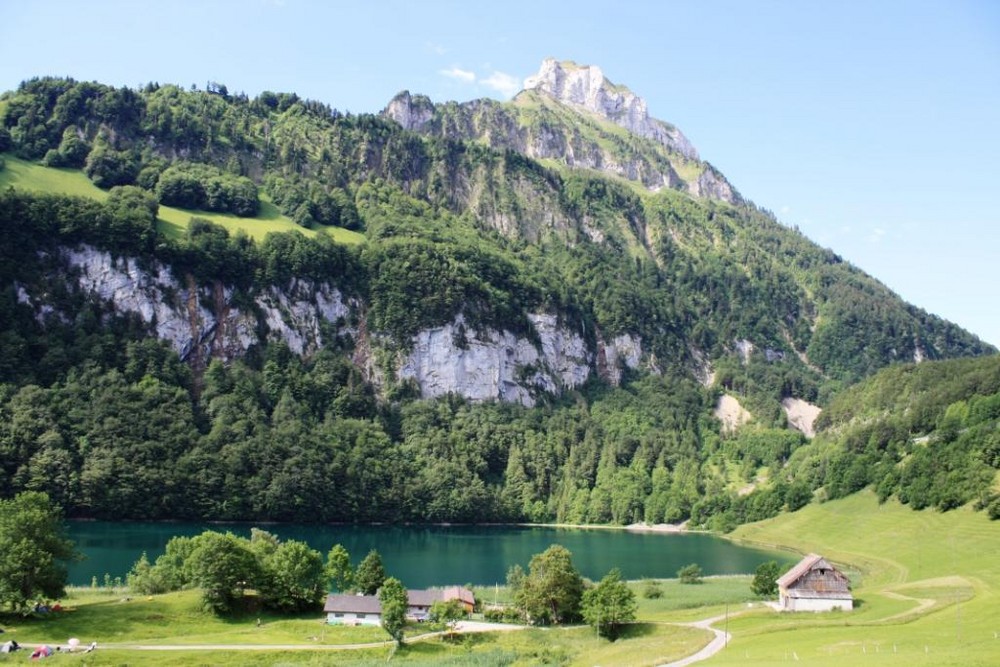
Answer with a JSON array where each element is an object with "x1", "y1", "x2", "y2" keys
[{"x1": 776, "y1": 553, "x2": 853, "y2": 612}]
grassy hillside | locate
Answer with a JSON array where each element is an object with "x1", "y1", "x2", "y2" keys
[
  {"x1": 722, "y1": 491, "x2": 999, "y2": 666},
  {"x1": 0, "y1": 154, "x2": 364, "y2": 245}
]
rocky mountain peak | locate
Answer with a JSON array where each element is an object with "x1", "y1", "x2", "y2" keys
[
  {"x1": 383, "y1": 90, "x2": 435, "y2": 132},
  {"x1": 522, "y1": 58, "x2": 699, "y2": 161}
]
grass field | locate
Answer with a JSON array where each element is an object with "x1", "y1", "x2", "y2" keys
[
  {"x1": 715, "y1": 490, "x2": 1000, "y2": 666},
  {"x1": 3, "y1": 494, "x2": 994, "y2": 664},
  {"x1": 0, "y1": 587, "x2": 710, "y2": 666},
  {"x1": 0, "y1": 154, "x2": 365, "y2": 245}
]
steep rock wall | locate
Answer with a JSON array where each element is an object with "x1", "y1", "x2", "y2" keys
[
  {"x1": 45, "y1": 245, "x2": 354, "y2": 364},
  {"x1": 22, "y1": 246, "x2": 651, "y2": 405}
]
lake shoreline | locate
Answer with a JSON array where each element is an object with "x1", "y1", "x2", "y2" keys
[
  {"x1": 65, "y1": 521, "x2": 785, "y2": 588},
  {"x1": 67, "y1": 517, "x2": 699, "y2": 533}
]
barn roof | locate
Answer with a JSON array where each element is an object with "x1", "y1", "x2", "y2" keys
[{"x1": 776, "y1": 553, "x2": 825, "y2": 588}]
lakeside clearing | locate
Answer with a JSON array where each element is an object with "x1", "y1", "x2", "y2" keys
[{"x1": 2, "y1": 491, "x2": 996, "y2": 665}]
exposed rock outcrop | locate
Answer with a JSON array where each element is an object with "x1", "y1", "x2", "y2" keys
[
  {"x1": 41, "y1": 245, "x2": 354, "y2": 366},
  {"x1": 398, "y1": 314, "x2": 620, "y2": 407},
  {"x1": 523, "y1": 58, "x2": 699, "y2": 161},
  {"x1": 382, "y1": 58, "x2": 741, "y2": 205},
  {"x1": 715, "y1": 394, "x2": 752, "y2": 433},
  {"x1": 782, "y1": 398, "x2": 822, "y2": 438},
  {"x1": 23, "y1": 246, "x2": 655, "y2": 405},
  {"x1": 382, "y1": 91, "x2": 435, "y2": 132}
]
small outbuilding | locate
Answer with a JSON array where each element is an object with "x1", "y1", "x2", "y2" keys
[
  {"x1": 325, "y1": 587, "x2": 476, "y2": 625},
  {"x1": 776, "y1": 553, "x2": 853, "y2": 612},
  {"x1": 323, "y1": 594, "x2": 383, "y2": 626}
]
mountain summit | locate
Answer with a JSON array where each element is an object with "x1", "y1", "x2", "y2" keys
[
  {"x1": 384, "y1": 58, "x2": 738, "y2": 202},
  {"x1": 523, "y1": 58, "x2": 699, "y2": 161}
]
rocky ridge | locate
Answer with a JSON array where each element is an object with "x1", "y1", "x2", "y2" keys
[
  {"x1": 523, "y1": 58, "x2": 699, "y2": 160},
  {"x1": 383, "y1": 59, "x2": 740, "y2": 204}
]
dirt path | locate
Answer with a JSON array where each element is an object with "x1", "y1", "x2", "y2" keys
[
  {"x1": 878, "y1": 591, "x2": 936, "y2": 622},
  {"x1": 657, "y1": 611, "x2": 739, "y2": 667},
  {"x1": 20, "y1": 620, "x2": 528, "y2": 653}
]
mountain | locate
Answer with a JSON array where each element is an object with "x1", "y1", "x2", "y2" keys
[
  {"x1": 0, "y1": 64, "x2": 995, "y2": 525},
  {"x1": 385, "y1": 58, "x2": 738, "y2": 202}
]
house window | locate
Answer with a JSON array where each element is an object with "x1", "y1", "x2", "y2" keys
[{"x1": 334, "y1": 613, "x2": 343, "y2": 618}]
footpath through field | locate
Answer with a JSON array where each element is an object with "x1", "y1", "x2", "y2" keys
[
  {"x1": 657, "y1": 612, "x2": 735, "y2": 667},
  {"x1": 19, "y1": 620, "x2": 529, "y2": 653}
]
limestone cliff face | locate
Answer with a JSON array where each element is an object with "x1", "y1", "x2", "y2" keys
[
  {"x1": 22, "y1": 245, "x2": 649, "y2": 405},
  {"x1": 382, "y1": 58, "x2": 741, "y2": 205},
  {"x1": 397, "y1": 314, "x2": 643, "y2": 407},
  {"x1": 25, "y1": 246, "x2": 355, "y2": 367},
  {"x1": 523, "y1": 58, "x2": 699, "y2": 161},
  {"x1": 382, "y1": 91, "x2": 435, "y2": 132}
]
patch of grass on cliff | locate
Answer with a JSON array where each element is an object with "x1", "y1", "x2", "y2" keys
[
  {"x1": 0, "y1": 153, "x2": 110, "y2": 200},
  {"x1": 0, "y1": 154, "x2": 364, "y2": 246}
]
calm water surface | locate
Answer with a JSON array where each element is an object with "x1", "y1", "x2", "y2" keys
[{"x1": 66, "y1": 521, "x2": 793, "y2": 587}]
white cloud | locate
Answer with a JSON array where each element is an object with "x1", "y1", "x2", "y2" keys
[
  {"x1": 868, "y1": 227, "x2": 886, "y2": 243},
  {"x1": 439, "y1": 67, "x2": 476, "y2": 83},
  {"x1": 425, "y1": 42, "x2": 448, "y2": 56},
  {"x1": 481, "y1": 71, "x2": 522, "y2": 98}
]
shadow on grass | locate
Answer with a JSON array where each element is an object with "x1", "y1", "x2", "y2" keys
[{"x1": 615, "y1": 622, "x2": 660, "y2": 640}]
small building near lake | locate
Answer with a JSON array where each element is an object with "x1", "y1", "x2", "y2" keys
[
  {"x1": 776, "y1": 553, "x2": 853, "y2": 612},
  {"x1": 323, "y1": 593, "x2": 383, "y2": 626},
  {"x1": 324, "y1": 587, "x2": 476, "y2": 625}
]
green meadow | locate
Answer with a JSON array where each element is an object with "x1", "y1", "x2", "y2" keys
[
  {"x1": 0, "y1": 154, "x2": 364, "y2": 245},
  {"x1": 1, "y1": 492, "x2": 994, "y2": 664},
  {"x1": 720, "y1": 490, "x2": 999, "y2": 666}
]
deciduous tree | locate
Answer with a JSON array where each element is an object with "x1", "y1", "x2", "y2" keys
[
  {"x1": 187, "y1": 531, "x2": 259, "y2": 614},
  {"x1": 582, "y1": 567, "x2": 636, "y2": 639},
  {"x1": 326, "y1": 544, "x2": 354, "y2": 592},
  {"x1": 378, "y1": 576, "x2": 408, "y2": 645},
  {"x1": 751, "y1": 560, "x2": 781, "y2": 597},
  {"x1": 0, "y1": 492, "x2": 78, "y2": 613},
  {"x1": 512, "y1": 544, "x2": 583, "y2": 624}
]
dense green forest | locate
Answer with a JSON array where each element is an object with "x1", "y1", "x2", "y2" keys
[{"x1": 0, "y1": 76, "x2": 996, "y2": 527}]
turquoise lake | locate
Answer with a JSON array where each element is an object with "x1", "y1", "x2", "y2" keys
[{"x1": 66, "y1": 522, "x2": 793, "y2": 588}]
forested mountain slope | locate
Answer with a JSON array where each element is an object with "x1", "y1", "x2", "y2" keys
[{"x1": 0, "y1": 66, "x2": 994, "y2": 525}]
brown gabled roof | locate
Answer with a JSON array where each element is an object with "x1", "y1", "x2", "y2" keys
[
  {"x1": 442, "y1": 586, "x2": 475, "y2": 606},
  {"x1": 407, "y1": 589, "x2": 440, "y2": 608},
  {"x1": 776, "y1": 553, "x2": 825, "y2": 588},
  {"x1": 323, "y1": 594, "x2": 381, "y2": 615}
]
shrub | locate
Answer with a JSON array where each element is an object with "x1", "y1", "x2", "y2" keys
[
  {"x1": 678, "y1": 563, "x2": 703, "y2": 584},
  {"x1": 641, "y1": 579, "x2": 664, "y2": 599}
]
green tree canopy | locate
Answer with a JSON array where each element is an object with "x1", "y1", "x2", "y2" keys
[
  {"x1": 581, "y1": 567, "x2": 637, "y2": 639},
  {"x1": 751, "y1": 560, "x2": 781, "y2": 597},
  {"x1": 0, "y1": 492, "x2": 78, "y2": 613},
  {"x1": 430, "y1": 598, "x2": 465, "y2": 623},
  {"x1": 355, "y1": 549, "x2": 387, "y2": 595},
  {"x1": 257, "y1": 539, "x2": 327, "y2": 612},
  {"x1": 378, "y1": 576, "x2": 408, "y2": 645},
  {"x1": 677, "y1": 563, "x2": 703, "y2": 584},
  {"x1": 326, "y1": 543, "x2": 354, "y2": 593},
  {"x1": 187, "y1": 531, "x2": 259, "y2": 614},
  {"x1": 512, "y1": 544, "x2": 584, "y2": 625}
]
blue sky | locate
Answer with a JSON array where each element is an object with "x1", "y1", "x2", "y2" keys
[{"x1": 2, "y1": 0, "x2": 998, "y2": 347}]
